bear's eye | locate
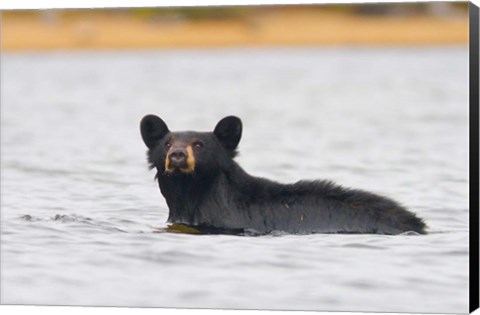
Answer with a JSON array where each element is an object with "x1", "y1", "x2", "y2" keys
[
  {"x1": 165, "y1": 141, "x2": 172, "y2": 149},
  {"x1": 193, "y1": 141, "x2": 204, "y2": 150}
]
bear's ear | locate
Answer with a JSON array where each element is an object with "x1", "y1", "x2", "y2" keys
[
  {"x1": 140, "y1": 115, "x2": 170, "y2": 149},
  {"x1": 214, "y1": 116, "x2": 242, "y2": 151}
]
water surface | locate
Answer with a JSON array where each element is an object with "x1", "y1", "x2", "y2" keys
[{"x1": 1, "y1": 47, "x2": 469, "y2": 313}]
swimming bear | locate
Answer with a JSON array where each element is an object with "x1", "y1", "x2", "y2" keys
[{"x1": 140, "y1": 115, "x2": 427, "y2": 235}]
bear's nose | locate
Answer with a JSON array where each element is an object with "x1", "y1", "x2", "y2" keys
[{"x1": 168, "y1": 148, "x2": 187, "y2": 167}]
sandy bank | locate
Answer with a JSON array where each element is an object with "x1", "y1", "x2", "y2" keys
[{"x1": 2, "y1": 10, "x2": 469, "y2": 51}]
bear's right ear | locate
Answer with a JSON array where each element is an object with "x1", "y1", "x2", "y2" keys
[
  {"x1": 140, "y1": 115, "x2": 169, "y2": 149},
  {"x1": 214, "y1": 116, "x2": 242, "y2": 151}
]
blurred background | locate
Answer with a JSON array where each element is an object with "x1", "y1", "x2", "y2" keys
[{"x1": 2, "y1": 2, "x2": 469, "y2": 50}]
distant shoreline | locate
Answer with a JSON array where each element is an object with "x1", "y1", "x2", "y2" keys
[{"x1": 2, "y1": 11, "x2": 469, "y2": 51}]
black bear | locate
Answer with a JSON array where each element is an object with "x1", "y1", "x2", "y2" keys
[{"x1": 140, "y1": 115, "x2": 426, "y2": 235}]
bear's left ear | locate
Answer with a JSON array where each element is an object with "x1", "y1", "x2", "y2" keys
[
  {"x1": 140, "y1": 115, "x2": 170, "y2": 149},
  {"x1": 214, "y1": 116, "x2": 242, "y2": 151}
]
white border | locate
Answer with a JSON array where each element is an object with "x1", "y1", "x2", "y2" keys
[
  {"x1": 0, "y1": 305, "x2": 461, "y2": 315},
  {"x1": 0, "y1": 0, "x2": 476, "y2": 10}
]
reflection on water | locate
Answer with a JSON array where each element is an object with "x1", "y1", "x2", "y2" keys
[{"x1": 1, "y1": 47, "x2": 469, "y2": 312}]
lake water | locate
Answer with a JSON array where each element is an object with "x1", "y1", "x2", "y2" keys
[{"x1": 0, "y1": 47, "x2": 470, "y2": 313}]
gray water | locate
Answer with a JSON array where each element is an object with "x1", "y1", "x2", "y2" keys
[{"x1": 1, "y1": 47, "x2": 469, "y2": 313}]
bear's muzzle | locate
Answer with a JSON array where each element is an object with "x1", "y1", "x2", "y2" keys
[{"x1": 165, "y1": 145, "x2": 195, "y2": 173}]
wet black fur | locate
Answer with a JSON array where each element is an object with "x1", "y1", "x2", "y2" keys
[{"x1": 140, "y1": 115, "x2": 427, "y2": 235}]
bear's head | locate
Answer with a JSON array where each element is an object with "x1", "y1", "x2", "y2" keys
[{"x1": 140, "y1": 115, "x2": 242, "y2": 177}]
